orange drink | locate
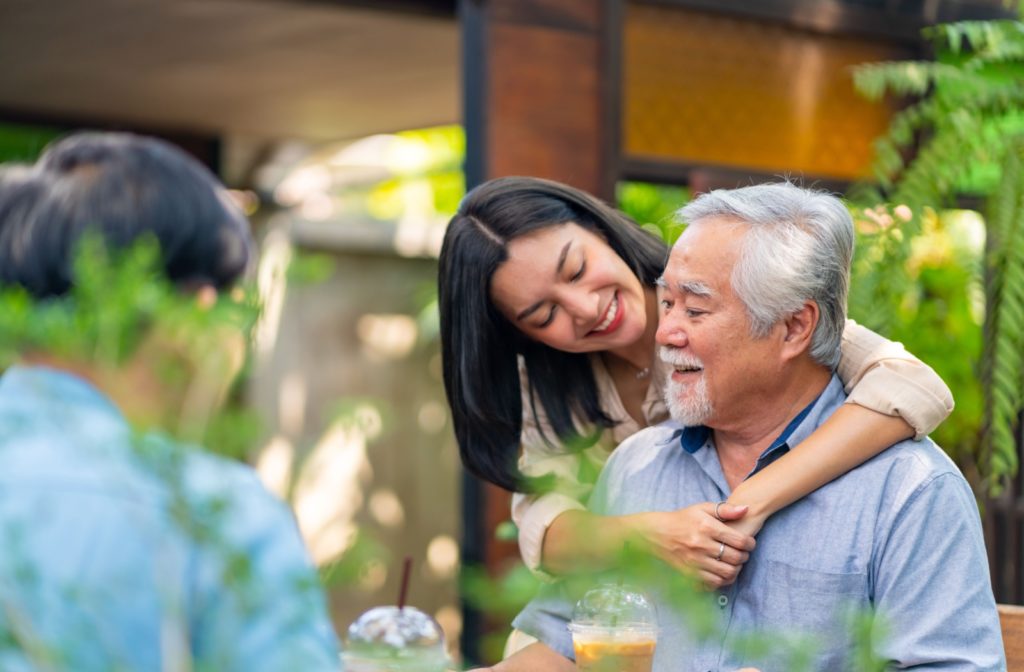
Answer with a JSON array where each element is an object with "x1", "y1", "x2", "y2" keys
[{"x1": 573, "y1": 637, "x2": 656, "y2": 672}]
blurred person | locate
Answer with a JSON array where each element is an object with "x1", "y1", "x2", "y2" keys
[
  {"x1": 494, "y1": 183, "x2": 1002, "y2": 670},
  {"x1": 438, "y1": 177, "x2": 954, "y2": 655},
  {"x1": 0, "y1": 133, "x2": 340, "y2": 671}
]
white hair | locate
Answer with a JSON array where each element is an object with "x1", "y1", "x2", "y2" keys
[{"x1": 676, "y1": 182, "x2": 854, "y2": 369}]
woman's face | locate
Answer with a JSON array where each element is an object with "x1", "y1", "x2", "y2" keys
[{"x1": 490, "y1": 222, "x2": 648, "y2": 354}]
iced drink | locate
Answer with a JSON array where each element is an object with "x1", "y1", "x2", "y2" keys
[
  {"x1": 570, "y1": 625, "x2": 657, "y2": 672},
  {"x1": 343, "y1": 606, "x2": 449, "y2": 672}
]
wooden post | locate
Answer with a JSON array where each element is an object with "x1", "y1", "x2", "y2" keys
[{"x1": 459, "y1": 0, "x2": 618, "y2": 663}]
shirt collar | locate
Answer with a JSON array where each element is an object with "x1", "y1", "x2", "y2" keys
[
  {"x1": 677, "y1": 375, "x2": 846, "y2": 471},
  {"x1": 0, "y1": 365, "x2": 124, "y2": 424}
]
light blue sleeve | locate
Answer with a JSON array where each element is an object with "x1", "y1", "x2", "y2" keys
[
  {"x1": 872, "y1": 472, "x2": 1004, "y2": 670},
  {"x1": 187, "y1": 465, "x2": 341, "y2": 671}
]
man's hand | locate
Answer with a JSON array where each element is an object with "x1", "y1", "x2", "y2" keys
[{"x1": 631, "y1": 503, "x2": 756, "y2": 589}]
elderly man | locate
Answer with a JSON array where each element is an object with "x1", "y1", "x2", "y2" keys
[{"x1": 497, "y1": 183, "x2": 1003, "y2": 670}]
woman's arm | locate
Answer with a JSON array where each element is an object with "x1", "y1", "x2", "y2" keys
[
  {"x1": 515, "y1": 379, "x2": 754, "y2": 585},
  {"x1": 726, "y1": 320, "x2": 954, "y2": 535},
  {"x1": 541, "y1": 505, "x2": 755, "y2": 586}
]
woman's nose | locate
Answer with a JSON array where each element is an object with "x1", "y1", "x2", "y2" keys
[{"x1": 562, "y1": 289, "x2": 601, "y2": 324}]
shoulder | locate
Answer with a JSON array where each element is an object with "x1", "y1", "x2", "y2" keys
[
  {"x1": 860, "y1": 436, "x2": 977, "y2": 525},
  {"x1": 181, "y1": 448, "x2": 298, "y2": 533},
  {"x1": 601, "y1": 422, "x2": 682, "y2": 483}
]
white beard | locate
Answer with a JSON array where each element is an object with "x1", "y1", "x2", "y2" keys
[{"x1": 660, "y1": 346, "x2": 714, "y2": 426}]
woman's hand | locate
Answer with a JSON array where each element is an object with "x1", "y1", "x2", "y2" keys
[{"x1": 630, "y1": 503, "x2": 756, "y2": 589}]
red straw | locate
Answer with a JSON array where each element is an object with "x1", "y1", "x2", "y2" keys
[{"x1": 397, "y1": 556, "x2": 412, "y2": 610}]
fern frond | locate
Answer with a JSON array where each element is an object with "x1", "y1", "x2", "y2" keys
[
  {"x1": 982, "y1": 138, "x2": 1024, "y2": 493},
  {"x1": 925, "y1": 20, "x2": 1024, "y2": 56}
]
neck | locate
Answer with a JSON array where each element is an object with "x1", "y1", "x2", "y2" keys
[
  {"x1": 18, "y1": 353, "x2": 176, "y2": 431},
  {"x1": 713, "y1": 360, "x2": 832, "y2": 489},
  {"x1": 605, "y1": 287, "x2": 659, "y2": 372}
]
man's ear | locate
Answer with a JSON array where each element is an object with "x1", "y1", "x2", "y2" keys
[{"x1": 781, "y1": 300, "x2": 819, "y2": 361}]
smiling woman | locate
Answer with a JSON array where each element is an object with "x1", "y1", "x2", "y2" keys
[
  {"x1": 437, "y1": 177, "x2": 955, "y2": 628},
  {"x1": 490, "y1": 223, "x2": 650, "y2": 360}
]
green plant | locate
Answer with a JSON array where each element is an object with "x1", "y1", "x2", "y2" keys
[{"x1": 852, "y1": 15, "x2": 1024, "y2": 493}]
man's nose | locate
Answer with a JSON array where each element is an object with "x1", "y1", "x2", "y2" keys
[{"x1": 656, "y1": 312, "x2": 688, "y2": 347}]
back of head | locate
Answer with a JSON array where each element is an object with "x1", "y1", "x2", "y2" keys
[
  {"x1": 0, "y1": 132, "x2": 252, "y2": 298},
  {"x1": 678, "y1": 182, "x2": 854, "y2": 369}
]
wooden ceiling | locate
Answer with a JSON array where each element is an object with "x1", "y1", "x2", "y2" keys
[{"x1": 0, "y1": 0, "x2": 459, "y2": 142}]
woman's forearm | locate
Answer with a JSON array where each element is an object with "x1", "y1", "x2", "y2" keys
[
  {"x1": 539, "y1": 505, "x2": 756, "y2": 585},
  {"x1": 540, "y1": 509, "x2": 633, "y2": 575},
  {"x1": 728, "y1": 404, "x2": 913, "y2": 525}
]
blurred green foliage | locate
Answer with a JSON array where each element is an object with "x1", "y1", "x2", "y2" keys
[
  {"x1": 852, "y1": 15, "x2": 1024, "y2": 492},
  {"x1": 0, "y1": 235, "x2": 262, "y2": 458},
  {"x1": 617, "y1": 181, "x2": 690, "y2": 244},
  {"x1": 0, "y1": 122, "x2": 61, "y2": 164}
]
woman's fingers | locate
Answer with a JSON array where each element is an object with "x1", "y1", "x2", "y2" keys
[
  {"x1": 716, "y1": 545, "x2": 750, "y2": 566},
  {"x1": 713, "y1": 502, "x2": 748, "y2": 521}
]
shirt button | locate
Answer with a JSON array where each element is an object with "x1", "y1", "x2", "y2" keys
[{"x1": 718, "y1": 595, "x2": 729, "y2": 607}]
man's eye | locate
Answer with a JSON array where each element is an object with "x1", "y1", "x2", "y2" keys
[
  {"x1": 660, "y1": 299, "x2": 673, "y2": 311},
  {"x1": 686, "y1": 309, "x2": 706, "y2": 318}
]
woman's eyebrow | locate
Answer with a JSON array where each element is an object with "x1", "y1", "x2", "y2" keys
[{"x1": 555, "y1": 240, "x2": 572, "y2": 274}]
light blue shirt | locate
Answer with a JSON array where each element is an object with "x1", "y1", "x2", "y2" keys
[
  {"x1": 0, "y1": 366, "x2": 340, "y2": 671},
  {"x1": 514, "y1": 375, "x2": 1004, "y2": 670}
]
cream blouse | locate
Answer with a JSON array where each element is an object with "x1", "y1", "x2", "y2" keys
[{"x1": 510, "y1": 319, "x2": 954, "y2": 578}]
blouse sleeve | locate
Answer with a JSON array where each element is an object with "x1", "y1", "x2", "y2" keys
[
  {"x1": 511, "y1": 359, "x2": 598, "y2": 580},
  {"x1": 837, "y1": 319, "x2": 954, "y2": 439}
]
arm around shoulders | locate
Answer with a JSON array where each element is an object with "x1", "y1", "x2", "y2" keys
[{"x1": 838, "y1": 319, "x2": 954, "y2": 438}]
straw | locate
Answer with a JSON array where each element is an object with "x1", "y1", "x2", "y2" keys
[{"x1": 397, "y1": 556, "x2": 412, "y2": 610}]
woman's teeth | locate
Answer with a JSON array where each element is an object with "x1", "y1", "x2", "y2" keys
[{"x1": 594, "y1": 295, "x2": 619, "y2": 332}]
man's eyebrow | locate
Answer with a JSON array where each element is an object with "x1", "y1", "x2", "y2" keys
[
  {"x1": 655, "y1": 276, "x2": 713, "y2": 297},
  {"x1": 680, "y1": 280, "x2": 714, "y2": 298},
  {"x1": 515, "y1": 240, "x2": 572, "y2": 321}
]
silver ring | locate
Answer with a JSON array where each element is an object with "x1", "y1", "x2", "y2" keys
[
  {"x1": 715, "y1": 541, "x2": 726, "y2": 561},
  {"x1": 714, "y1": 501, "x2": 726, "y2": 521}
]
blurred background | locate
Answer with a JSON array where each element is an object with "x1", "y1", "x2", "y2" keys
[{"x1": 1, "y1": 0, "x2": 1021, "y2": 665}]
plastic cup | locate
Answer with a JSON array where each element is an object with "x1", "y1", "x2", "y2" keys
[
  {"x1": 569, "y1": 624, "x2": 657, "y2": 672},
  {"x1": 568, "y1": 584, "x2": 658, "y2": 672},
  {"x1": 342, "y1": 605, "x2": 449, "y2": 672}
]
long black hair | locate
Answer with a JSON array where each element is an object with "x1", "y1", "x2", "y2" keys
[{"x1": 438, "y1": 177, "x2": 667, "y2": 491}]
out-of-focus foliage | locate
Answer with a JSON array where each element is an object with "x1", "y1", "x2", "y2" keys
[
  {"x1": 0, "y1": 122, "x2": 61, "y2": 163},
  {"x1": 848, "y1": 206, "x2": 986, "y2": 477},
  {"x1": 617, "y1": 181, "x2": 690, "y2": 244},
  {"x1": 853, "y1": 15, "x2": 1024, "y2": 493},
  {"x1": 460, "y1": 542, "x2": 891, "y2": 669},
  {"x1": 0, "y1": 236, "x2": 262, "y2": 458}
]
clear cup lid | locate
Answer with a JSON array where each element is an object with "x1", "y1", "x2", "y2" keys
[
  {"x1": 570, "y1": 584, "x2": 658, "y2": 630},
  {"x1": 345, "y1": 606, "x2": 447, "y2": 658}
]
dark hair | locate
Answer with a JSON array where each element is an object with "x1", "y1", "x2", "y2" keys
[
  {"x1": 0, "y1": 132, "x2": 252, "y2": 298},
  {"x1": 438, "y1": 176, "x2": 667, "y2": 491}
]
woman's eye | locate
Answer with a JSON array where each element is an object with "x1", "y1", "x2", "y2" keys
[
  {"x1": 570, "y1": 261, "x2": 586, "y2": 282},
  {"x1": 538, "y1": 306, "x2": 557, "y2": 328}
]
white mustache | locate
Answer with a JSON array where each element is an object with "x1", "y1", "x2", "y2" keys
[{"x1": 659, "y1": 346, "x2": 704, "y2": 370}]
